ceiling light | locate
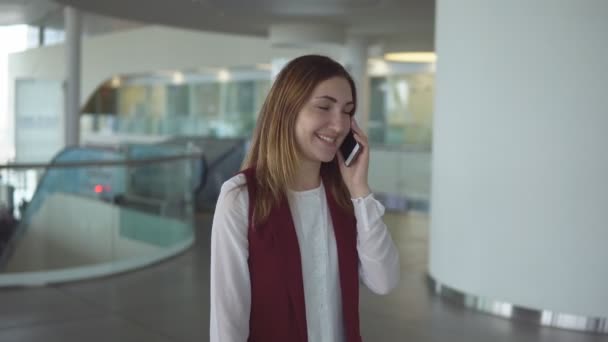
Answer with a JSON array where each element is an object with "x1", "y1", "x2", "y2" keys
[
  {"x1": 172, "y1": 72, "x2": 184, "y2": 84},
  {"x1": 368, "y1": 58, "x2": 390, "y2": 75},
  {"x1": 384, "y1": 52, "x2": 437, "y2": 63},
  {"x1": 218, "y1": 69, "x2": 231, "y2": 82},
  {"x1": 110, "y1": 76, "x2": 121, "y2": 88}
]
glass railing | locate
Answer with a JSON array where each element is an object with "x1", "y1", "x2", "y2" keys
[
  {"x1": 0, "y1": 143, "x2": 203, "y2": 286},
  {"x1": 368, "y1": 144, "x2": 432, "y2": 212}
]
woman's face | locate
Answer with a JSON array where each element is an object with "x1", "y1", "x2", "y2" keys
[{"x1": 294, "y1": 76, "x2": 354, "y2": 165}]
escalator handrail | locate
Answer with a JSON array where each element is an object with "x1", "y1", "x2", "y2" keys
[{"x1": 0, "y1": 152, "x2": 204, "y2": 170}]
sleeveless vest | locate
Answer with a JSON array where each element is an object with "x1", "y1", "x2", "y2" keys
[{"x1": 242, "y1": 168, "x2": 362, "y2": 342}]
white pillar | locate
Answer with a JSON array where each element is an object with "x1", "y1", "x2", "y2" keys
[
  {"x1": 430, "y1": 0, "x2": 608, "y2": 324},
  {"x1": 343, "y1": 37, "x2": 369, "y2": 133},
  {"x1": 64, "y1": 7, "x2": 82, "y2": 147}
]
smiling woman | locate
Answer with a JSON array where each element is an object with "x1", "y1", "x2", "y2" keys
[
  {"x1": 294, "y1": 77, "x2": 354, "y2": 175},
  {"x1": 209, "y1": 55, "x2": 400, "y2": 342}
]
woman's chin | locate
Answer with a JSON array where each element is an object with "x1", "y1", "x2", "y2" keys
[{"x1": 318, "y1": 153, "x2": 336, "y2": 163}]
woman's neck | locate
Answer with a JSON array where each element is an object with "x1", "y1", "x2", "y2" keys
[{"x1": 291, "y1": 160, "x2": 322, "y2": 191}]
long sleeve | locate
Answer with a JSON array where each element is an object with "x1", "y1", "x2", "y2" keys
[
  {"x1": 210, "y1": 175, "x2": 251, "y2": 342},
  {"x1": 353, "y1": 194, "x2": 400, "y2": 295}
]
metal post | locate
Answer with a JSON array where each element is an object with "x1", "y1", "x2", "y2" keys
[
  {"x1": 344, "y1": 37, "x2": 370, "y2": 133},
  {"x1": 64, "y1": 7, "x2": 82, "y2": 147}
]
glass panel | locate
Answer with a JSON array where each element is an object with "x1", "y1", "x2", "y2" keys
[
  {"x1": 0, "y1": 144, "x2": 201, "y2": 281},
  {"x1": 368, "y1": 74, "x2": 434, "y2": 148},
  {"x1": 82, "y1": 66, "x2": 271, "y2": 140}
]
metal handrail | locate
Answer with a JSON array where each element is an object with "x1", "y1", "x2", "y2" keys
[{"x1": 0, "y1": 152, "x2": 204, "y2": 170}]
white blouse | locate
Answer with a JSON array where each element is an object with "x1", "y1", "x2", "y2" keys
[{"x1": 210, "y1": 174, "x2": 400, "y2": 342}]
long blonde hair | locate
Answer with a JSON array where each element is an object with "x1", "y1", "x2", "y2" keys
[{"x1": 242, "y1": 55, "x2": 357, "y2": 225}]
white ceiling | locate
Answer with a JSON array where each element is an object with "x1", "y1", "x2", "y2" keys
[
  {"x1": 1, "y1": 0, "x2": 434, "y2": 49},
  {"x1": 0, "y1": 0, "x2": 143, "y2": 37}
]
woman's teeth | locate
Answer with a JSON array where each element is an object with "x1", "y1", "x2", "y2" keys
[{"x1": 317, "y1": 134, "x2": 336, "y2": 144}]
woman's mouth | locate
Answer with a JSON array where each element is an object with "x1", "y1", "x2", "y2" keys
[{"x1": 316, "y1": 133, "x2": 337, "y2": 146}]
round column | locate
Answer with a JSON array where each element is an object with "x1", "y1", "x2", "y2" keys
[{"x1": 430, "y1": 0, "x2": 608, "y2": 333}]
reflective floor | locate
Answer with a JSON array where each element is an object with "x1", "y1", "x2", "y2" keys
[{"x1": 0, "y1": 212, "x2": 605, "y2": 341}]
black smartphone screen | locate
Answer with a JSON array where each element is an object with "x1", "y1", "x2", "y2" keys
[{"x1": 339, "y1": 130, "x2": 361, "y2": 166}]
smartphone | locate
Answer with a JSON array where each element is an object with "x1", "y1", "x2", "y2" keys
[{"x1": 339, "y1": 130, "x2": 361, "y2": 167}]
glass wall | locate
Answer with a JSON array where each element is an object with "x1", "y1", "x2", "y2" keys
[
  {"x1": 369, "y1": 73, "x2": 434, "y2": 147},
  {"x1": 82, "y1": 67, "x2": 271, "y2": 139},
  {"x1": 79, "y1": 61, "x2": 435, "y2": 209},
  {"x1": 79, "y1": 62, "x2": 435, "y2": 210},
  {"x1": 368, "y1": 60, "x2": 434, "y2": 148},
  {"x1": 82, "y1": 61, "x2": 434, "y2": 148}
]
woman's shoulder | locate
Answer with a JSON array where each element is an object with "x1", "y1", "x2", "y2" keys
[
  {"x1": 221, "y1": 173, "x2": 247, "y2": 191},
  {"x1": 213, "y1": 173, "x2": 250, "y2": 238},
  {"x1": 218, "y1": 173, "x2": 249, "y2": 210}
]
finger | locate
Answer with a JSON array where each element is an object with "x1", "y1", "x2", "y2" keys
[
  {"x1": 351, "y1": 119, "x2": 368, "y2": 142},
  {"x1": 352, "y1": 132, "x2": 368, "y2": 151},
  {"x1": 351, "y1": 118, "x2": 363, "y2": 134},
  {"x1": 352, "y1": 129, "x2": 369, "y2": 147}
]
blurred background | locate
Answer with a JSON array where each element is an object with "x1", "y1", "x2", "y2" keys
[{"x1": 0, "y1": 0, "x2": 606, "y2": 341}]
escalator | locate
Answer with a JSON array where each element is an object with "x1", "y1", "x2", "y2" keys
[
  {"x1": 0, "y1": 143, "x2": 198, "y2": 286},
  {"x1": 167, "y1": 136, "x2": 248, "y2": 211},
  {"x1": 0, "y1": 137, "x2": 247, "y2": 284}
]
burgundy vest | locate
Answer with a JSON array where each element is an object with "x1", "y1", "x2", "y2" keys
[{"x1": 242, "y1": 168, "x2": 362, "y2": 342}]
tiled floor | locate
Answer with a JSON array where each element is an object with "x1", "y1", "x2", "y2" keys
[{"x1": 0, "y1": 212, "x2": 606, "y2": 341}]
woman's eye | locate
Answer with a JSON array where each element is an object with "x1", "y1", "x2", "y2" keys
[
  {"x1": 343, "y1": 107, "x2": 355, "y2": 116},
  {"x1": 317, "y1": 106, "x2": 330, "y2": 111}
]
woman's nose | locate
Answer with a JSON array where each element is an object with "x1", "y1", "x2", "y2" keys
[{"x1": 329, "y1": 109, "x2": 350, "y2": 131}]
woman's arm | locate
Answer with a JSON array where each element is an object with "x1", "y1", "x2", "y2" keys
[
  {"x1": 210, "y1": 176, "x2": 251, "y2": 342},
  {"x1": 353, "y1": 194, "x2": 400, "y2": 295},
  {"x1": 337, "y1": 119, "x2": 400, "y2": 294}
]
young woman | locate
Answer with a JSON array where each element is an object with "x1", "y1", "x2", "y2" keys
[{"x1": 210, "y1": 55, "x2": 400, "y2": 342}]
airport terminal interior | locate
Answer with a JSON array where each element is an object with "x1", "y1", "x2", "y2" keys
[{"x1": 0, "y1": 0, "x2": 607, "y2": 341}]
